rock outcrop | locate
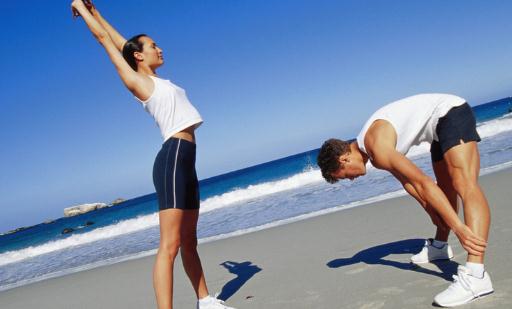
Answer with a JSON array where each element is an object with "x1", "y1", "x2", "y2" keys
[
  {"x1": 110, "y1": 198, "x2": 126, "y2": 205},
  {"x1": 63, "y1": 203, "x2": 108, "y2": 217}
]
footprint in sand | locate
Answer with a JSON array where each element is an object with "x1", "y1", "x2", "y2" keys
[
  {"x1": 403, "y1": 296, "x2": 427, "y2": 305},
  {"x1": 405, "y1": 278, "x2": 430, "y2": 287},
  {"x1": 377, "y1": 286, "x2": 404, "y2": 295},
  {"x1": 346, "y1": 265, "x2": 370, "y2": 274},
  {"x1": 357, "y1": 300, "x2": 386, "y2": 309}
]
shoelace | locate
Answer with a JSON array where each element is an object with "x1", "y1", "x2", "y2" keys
[{"x1": 451, "y1": 271, "x2": 477, "y2": 298}]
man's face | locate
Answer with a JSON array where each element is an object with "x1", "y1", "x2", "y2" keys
[{"x1": 330, "y1": 153, "x2": 366, "y2": 181}]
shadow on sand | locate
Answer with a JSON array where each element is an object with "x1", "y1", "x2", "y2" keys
[
  {"x1": 327, "y1": 238, "x2": 459, "y2": 281},
  {"x1": 217, "y1": 261, "x2": 262, "y2": 301}
]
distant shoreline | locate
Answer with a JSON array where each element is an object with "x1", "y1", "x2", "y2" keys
[{"x1": 0, "y1": 198, "x2": 127, "y2": 236}]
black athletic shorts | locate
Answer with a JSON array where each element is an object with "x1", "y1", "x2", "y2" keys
[
  {"x1": 153, "y1": 137, "x2": 200, "y2": 210},
  {"x1": 430, "y1": 102, "x2": 481, "y2": 162}
]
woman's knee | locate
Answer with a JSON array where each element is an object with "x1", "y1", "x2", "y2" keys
[
  {"x1": 158, "y1": 239, "x2": 181, "y2": 259},
  {"x1": 180, "y1": 235, "x2": 198, "y2": 254}
]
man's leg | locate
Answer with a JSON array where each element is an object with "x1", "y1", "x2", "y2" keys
[
  {"x1": 409, "y1": 158, "x2": 458, "y2": 264},
  {"x1": 434, "y1": 140, "x2": 493, "y2": 307},
  {"x1": 432, "y1": 102, "x2": 495, "y2": 306},
  {"x1": 443, "y1": 141, "x2": 490, "y2": 264},
  {"x1": 432, "y1": 159, "x2": 459, "y2": 242}
]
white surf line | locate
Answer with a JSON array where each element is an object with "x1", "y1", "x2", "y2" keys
[
  {"x1": 197, "y1": 160, "x2": 512, "y2": 246},
  {"x1": 480, "y1": 160, "x2": 512, "y2": 175},
  {"x1": 0, "y1": 191, "x2": 406, "y2": 292},
  {"x1": 0, "y1": 249, "x2": 159, "y2": 292}
]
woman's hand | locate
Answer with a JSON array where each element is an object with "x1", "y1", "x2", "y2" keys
[
  {"x1": 71, "y1": 0, "x2": 94, "y2": 19},
  {"x1": 83, "y1": 0, "x2": 95, "y2": 13}
]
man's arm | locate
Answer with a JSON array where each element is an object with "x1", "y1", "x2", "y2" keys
[
  {"x1": 365, "y1": 120, "x2": 486, "y2": 255},
  {"x1": 395, "y1": 176, "x2": 445, "y2": 228}
]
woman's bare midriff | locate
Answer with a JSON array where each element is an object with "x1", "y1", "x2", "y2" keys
[{"x1": 172, "y1": 126, "x2": 196, "y2": 143}]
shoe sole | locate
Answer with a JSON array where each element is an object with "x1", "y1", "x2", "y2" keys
[{"x1": 434, "y1": 290, "x2": 494, "y2": 307}]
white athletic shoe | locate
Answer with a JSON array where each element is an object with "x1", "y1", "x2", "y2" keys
[
  {"x1": 434, "y1": 265, "x2": 493, "y2": 307},
  {"x1": 197, "y1": 295, "x2": 236, "y2": 309},
  {"x1": 410, "y1": 238, "x2": 453, "y2": 264}
]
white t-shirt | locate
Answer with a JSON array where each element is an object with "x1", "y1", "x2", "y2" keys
[
  {"x1": 356, "y1": 93, "x2": 466, "y2": 155},
  {"x1": 137, "y1": 76, "x2": 203, "y2": 141}
]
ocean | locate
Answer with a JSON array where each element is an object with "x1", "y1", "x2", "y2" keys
[{"x1": 1, "y1": 97, "x2": 511, "y2": 292}]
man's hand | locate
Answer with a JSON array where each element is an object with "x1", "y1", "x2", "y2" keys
[{"x1": 453, "y1": 223, "x2": 487, "y2": 256}]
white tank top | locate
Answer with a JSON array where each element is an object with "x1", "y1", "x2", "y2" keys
[
  {"x1": 356, "y1": 93, "x2": 466, "y2": 155},
  {"x1": 136, "y1": 75, "x2": 203, "y2": 141}
]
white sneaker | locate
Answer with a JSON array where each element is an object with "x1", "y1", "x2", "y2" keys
[
  {"x1": 410, "y1": 238, "x2": 453, "y2": 264},
  {"x1": 197, "y1": 295, "x2": 236, "y2": 309},
  {"x1": 434, "y1": 265, "x2": 493, "y2": 307}
]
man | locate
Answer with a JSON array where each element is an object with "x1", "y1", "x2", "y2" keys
[{"x1": 317, "y1": 93, "x2": 493, "y2": 307}]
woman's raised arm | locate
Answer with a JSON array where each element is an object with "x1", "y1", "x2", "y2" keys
[
  {"x1": 87, "y1": 1, "x2": 127, "y2": 52},
  {"x1": 71, "y1": 0, "x2": 152, "y2": 100}
]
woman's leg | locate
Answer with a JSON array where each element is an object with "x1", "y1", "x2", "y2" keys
[
  {"x1": 180, "y1": 209, "x2": 209, "y2": 299},
  {"x1": 154, "y1": 209, "x2": 184, "y2": 309}
]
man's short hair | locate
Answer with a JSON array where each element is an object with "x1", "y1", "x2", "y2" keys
[{"x1": 317, "y1": 138, "x2": 351, "y2": 183}]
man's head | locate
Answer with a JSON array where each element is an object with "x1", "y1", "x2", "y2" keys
[{"x1": 317, "y1": 139, "x2": 367, "y2": 183}]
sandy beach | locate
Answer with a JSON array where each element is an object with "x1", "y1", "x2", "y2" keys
[{"x1": 1, "y1": 167, "x2": 511, "y2": 309}]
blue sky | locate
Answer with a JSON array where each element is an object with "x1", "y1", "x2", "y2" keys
[{"x1": 1, "y1": 0, "x2": 512, "y2": 232}]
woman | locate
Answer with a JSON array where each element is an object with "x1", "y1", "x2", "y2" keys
[{"x1": 71, "y1": 1, "x2": 235, "y2": 308}]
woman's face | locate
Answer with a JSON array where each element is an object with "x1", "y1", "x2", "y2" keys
[{"x1": 138, "y1": 36, "x2": 164, "y2": 69}]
